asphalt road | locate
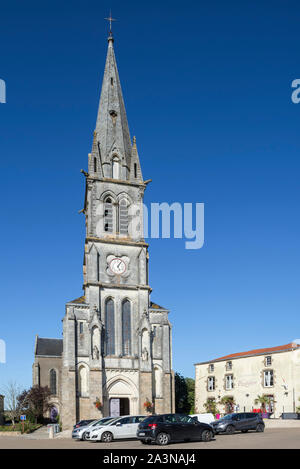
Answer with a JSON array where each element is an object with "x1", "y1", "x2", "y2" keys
[{"x1": 0, "y1": 428, "x2": 300, "y2": 449}]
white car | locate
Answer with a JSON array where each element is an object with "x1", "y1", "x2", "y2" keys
[
  {"x1": 190, "y1": 413, "x2": 215, "y2": 424},
  {"x1": 86, "y1": 415, "x2": 146, "y2": 442},
  {"x1": 72, "y1": 417, "x2": 116, "y2": 440}
]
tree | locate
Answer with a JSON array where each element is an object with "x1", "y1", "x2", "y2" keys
[
  {"x1": 175, "y1": 373, "x2": 195, "y2": 414},
  {"x1": 175, "y1": 373, "x2": 189, "y2": 413},
  {"x1": 19, "y1": 386, "x2": 52, "y2": 423},
  {"x1": 185, "y1": 378, "x2": 195, "y2": 414},
  {"x1": 1, "y1": 381, "x2": 25, "y2": 426}
]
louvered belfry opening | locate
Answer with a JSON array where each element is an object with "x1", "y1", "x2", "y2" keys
[
  {"x1": 119, "y1": 198, "x2": 128, "y2": 235},
  {"x1": 104, "y1": 198, "x2": 113, "y2": 232}
]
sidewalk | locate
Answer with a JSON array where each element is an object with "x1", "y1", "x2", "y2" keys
[{"x1": 264, "y1": 419, "x2": 300, "y2": 429}]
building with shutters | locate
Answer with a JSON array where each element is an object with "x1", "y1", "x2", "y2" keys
[{"x1": 195, "y1": 341, "x2": 300, "y2": 418}]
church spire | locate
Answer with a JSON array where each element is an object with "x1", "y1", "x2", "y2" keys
[{"x1": 94, "y1": 33, "x2": 132, "y2": 180}]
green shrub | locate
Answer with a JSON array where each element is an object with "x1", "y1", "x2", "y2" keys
[{"x1": 0, "y1": 423, "x2": 42, "y2": 433}]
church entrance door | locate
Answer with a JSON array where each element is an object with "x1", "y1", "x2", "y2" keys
[{"x1": 109, "y1": 398, "x2": 130, "y2": 417}]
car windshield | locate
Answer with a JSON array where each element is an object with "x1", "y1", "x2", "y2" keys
[
  {"x1": 103, "y1": 418, "x2": 119, "y2": 426},
  {"x1": 222, "y1": 414, "x2": 235, "y2": 420}
]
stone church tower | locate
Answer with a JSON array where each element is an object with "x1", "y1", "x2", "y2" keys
[{"x1": 33, "y1": 32, "x2": 175, "y2": 429}]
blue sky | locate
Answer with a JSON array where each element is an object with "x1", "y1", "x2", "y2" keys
[{"x1": 1, "y1": 0, "x2": 300, "y2": 390}]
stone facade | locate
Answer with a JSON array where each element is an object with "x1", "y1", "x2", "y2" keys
[
  {"x1": 195, "y1": 341, "x2": 300, "y2": 418},
  {"x1": 33, "y1": 32, "x2": 174, "y2": 429}
]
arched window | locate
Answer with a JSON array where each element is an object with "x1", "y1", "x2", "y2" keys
[
  {"x1": 78, "y1": 365, "x2": 88, "y2": 397},
  {"x1": 119, "y1": 199, "x2": 129, "y2": 235},
  {"x1": 122, "y1": 300, "x2": 131, "y2": 356},
  {"x1": 50, "y1": 369, "x2": 57, "y2": 395},
  {"x1": 112, "y1": 157, "x2": 120, "y2": 179},
  {"x1": 104, "y1": 198, "x2": 113, "y2": 233},
  {"x1": 105, "y1": 299, "x2": 115, "y2": 355}
]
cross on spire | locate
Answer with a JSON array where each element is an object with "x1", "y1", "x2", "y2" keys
[{"x1": 105, "y1": 11, "x2": 116, "y2": 35}]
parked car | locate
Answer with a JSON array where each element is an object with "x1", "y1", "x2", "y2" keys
[
  {"x1": 190, "y1": 413, "x2": 215, "y2": 424},
  {"x1": 86, "y1": 415, "x2": 146, "y2": 442},
  {"x1": 137, "y1": 414, "x2": 215, "y2": 446},
  {"x1": 72, "y1": 417, "x2": 116, "y2": 440},
  {"x1": 73, "y1": 419, "x2": 95, "y2": 430},
  {"x1": 210, "y1": 412, "x2": 265, "y2": 434}
]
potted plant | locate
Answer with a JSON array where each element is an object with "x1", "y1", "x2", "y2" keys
[
  {"x1": 143, "y1": 399, "x2": 154, "y2": 413},
  {"x1": 203, "y1": 398, "x2": 220, "y2": 417},
  {"x1": 94, "y1": 398, "x2": 102, "y2": 411},
  {"x1": 219, "y1": 396, "x2": 235, "y2": 414},
  {"x1": 254, "y1": 395, "x2": 272, "y2": 418}
]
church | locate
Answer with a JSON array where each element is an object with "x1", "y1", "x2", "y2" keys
[{"x1": 32, "y1": 30, "x2": 175, "y2": 429}]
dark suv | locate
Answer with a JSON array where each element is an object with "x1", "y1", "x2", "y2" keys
[
  {"x1": 211, "y1": 412, "x2": 265, "y2": 434},
  {"x1": 137, "y1": 414, "x2": 215, "y2": 446}
]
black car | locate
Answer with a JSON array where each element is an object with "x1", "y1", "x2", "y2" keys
[
  {"x1": 137, "y1": 414, "x2": 215, "y2": 446},
  {"x1": 211, "y1": 412, "x2": 265, "y2": 434},
  {"x1": 73, "y1": 419, "x2": 95, "y2": 430}
]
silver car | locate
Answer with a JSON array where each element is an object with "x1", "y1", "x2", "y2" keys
[{"x1": 72, "y1": 417, "x2": 115, "y2": 440}]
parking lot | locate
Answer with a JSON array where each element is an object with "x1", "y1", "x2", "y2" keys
[{"x1": 1, "y1": 428, "x2": 300, "y2": 449}]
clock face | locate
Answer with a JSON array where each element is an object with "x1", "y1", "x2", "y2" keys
[{"x1": 109, "y1": 258, "x2": 126, "y2": 275}]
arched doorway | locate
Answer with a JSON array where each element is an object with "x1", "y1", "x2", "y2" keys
[
  {"x1": 104, "y1": 376, "x2": 138, "y2": 417},
  {"x1": 109, "y1": 397, "x2": 130, "y2": 417}
]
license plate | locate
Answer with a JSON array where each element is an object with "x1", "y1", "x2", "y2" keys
[{"x1": 139, "y1": 432, "x2": 145, "y2": 436}]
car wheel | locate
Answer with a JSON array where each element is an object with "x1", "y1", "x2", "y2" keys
[
  {"x1": 101, "y1": 431, "x2": 113, "y2": 442},
  {"x1": 155, "y1": 432, "x2": 170, "y2": 446},
  {"x1": 201, "y1": 430, "x2": 213, "y2": 442},
  {"x1": 241, "y1": 430, "x2": 248, "y2": 433},
  {"x1": 82, "y1": 432, "x2": 88, "y2": 440},
  {"x1": 256, "y1": 424, "x2": 264, "y2": 433},
  {"x1": 225, "y1": 425, "x2": 235, "y2": 435}
]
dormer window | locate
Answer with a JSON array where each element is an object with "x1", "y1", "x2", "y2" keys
[{"x1": 109, "y1": 110, "x2": 117, "y2": 126}]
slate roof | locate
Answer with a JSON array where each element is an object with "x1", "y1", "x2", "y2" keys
[
  {"x1": 195, "y1": 342, "x2": 300, "y2": 365},
  {"x1": 36, "y1": 338, "x2": 63, "y2": 357},
  {"x1": 150, "y1": 302, "x2": 167, "y2": 310},
  {"x1": 68, "y1": 296, "x2": 86, "y2": 304}
]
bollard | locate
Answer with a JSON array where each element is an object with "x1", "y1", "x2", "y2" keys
[{"x1": 49, "y1": 426, "x2": 54, "y2": 439}]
